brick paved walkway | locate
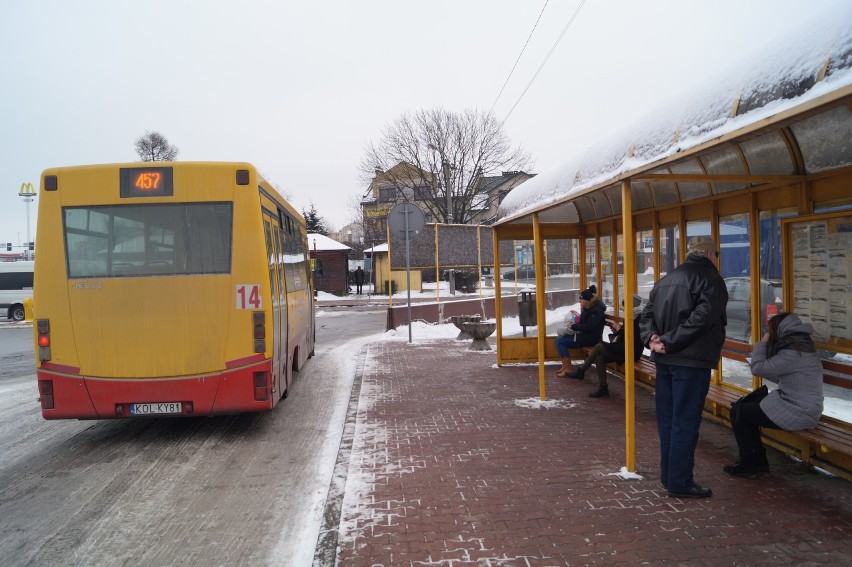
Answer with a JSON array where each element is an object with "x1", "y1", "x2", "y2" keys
[{"x1": 330, "y1": 339, "x2": 852, "y2": 566}]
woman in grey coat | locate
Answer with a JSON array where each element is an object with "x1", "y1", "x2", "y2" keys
[{"x1": 724, "y1": 312, "x2": 824, "y2": 478}]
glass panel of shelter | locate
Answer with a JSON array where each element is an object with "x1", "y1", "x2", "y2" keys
[
  {"x1": 636, "y1": 229, "x2": 656, "y2": 303},
  {"x1": 659, "y1": 224, "x2": 680, "y2": 275},
  {"x1": 600, "y1": 234, "x2": 613, "y2": 311}
]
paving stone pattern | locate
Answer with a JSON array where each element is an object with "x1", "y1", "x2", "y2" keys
[{"x1": 335, "y1": 339, "x2": 852, "y2": 566}]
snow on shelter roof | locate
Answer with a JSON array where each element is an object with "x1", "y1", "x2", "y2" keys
[
  {"x1": 308, "y1": 233, "x2": 352, "y2": 252},
  {"x1": 497, "y1": 5, "x2": 852, "y2": 225}
]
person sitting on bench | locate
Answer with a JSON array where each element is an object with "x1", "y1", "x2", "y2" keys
[
  {"x1": 723, "y1": 311, "x2": 824, "y2": 479},
  {"x1": 554, "y1": 285, "x2": 606, "y2": 377},
  {"x1": 566, "y1": 295, "x2": 644, "y2": 398}
]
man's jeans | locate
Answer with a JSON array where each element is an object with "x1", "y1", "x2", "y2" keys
[{"x1": 654, "y1": 363, "x2": 711, "y2": 492}]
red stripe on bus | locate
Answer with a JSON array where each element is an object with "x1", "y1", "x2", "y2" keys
[{"x1": 225, "y1": 354, "x2": 266, "y2": 369}]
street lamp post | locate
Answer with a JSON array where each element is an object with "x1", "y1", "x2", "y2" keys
[{"x1": 19, "y1": 182, "x2": 36, "y2": 259}]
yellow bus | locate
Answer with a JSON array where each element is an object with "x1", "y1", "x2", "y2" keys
[{"x1": 33, "y1": 162, "x2": 315, "y2": 419}]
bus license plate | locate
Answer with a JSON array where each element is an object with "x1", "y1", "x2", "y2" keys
[{"x1": 130, "y1": 402, "x2": 182, "y2": 415}]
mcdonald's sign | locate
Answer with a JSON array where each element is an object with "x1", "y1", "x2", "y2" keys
[{"x1": 19, "y1": 182, "x2": 36, "y2": 197}]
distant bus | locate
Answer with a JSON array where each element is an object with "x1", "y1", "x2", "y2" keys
[
  {"x1": 0, "y1": 260, "x2": 33, "y2": 322},
  {"x1": 33, "y1": 162, "x2": 315, "y2": 419}
]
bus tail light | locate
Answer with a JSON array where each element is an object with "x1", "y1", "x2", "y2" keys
[
  {"x1": 37, "y1": 319, "x2": 51, "y2": 361},
  {"x1": 39, "y1": 380, "x2": 54, "y2": 409},
  {"x1": 254, "y1": 371, "x2": 269, "y2": 401},
  {"x1": 253, "y1": 311, "x2": 266, "y2": 353}
]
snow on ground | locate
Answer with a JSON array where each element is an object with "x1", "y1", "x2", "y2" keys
[{"x1": 514, "y1": 397, "x2": 579, "y2": 410}]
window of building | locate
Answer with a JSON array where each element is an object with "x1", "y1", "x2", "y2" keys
[{"x1": 379, "y1": 188, "x2": 396, "y2": 202}]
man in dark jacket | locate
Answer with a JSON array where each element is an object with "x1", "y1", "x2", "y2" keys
[
  {"x1": 354, "y1": 266, "x2": 365, "y2": 294},
  {"x1": 640, "y1": 236, "x2": 727, "y2": 499}
]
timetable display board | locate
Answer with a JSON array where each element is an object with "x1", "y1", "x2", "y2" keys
[{"x1": 785, "y1": 212, "x2": 852, "y2": 352}]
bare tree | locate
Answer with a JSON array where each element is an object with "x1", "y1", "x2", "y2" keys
[
  {"x1": 134, "y1": 131, "x2": 179, "y2": 162},
  {"x1": 359, "y1": 108, "x2": 530, "y2": 224}
]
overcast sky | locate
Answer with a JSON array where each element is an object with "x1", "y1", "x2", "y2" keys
[{"x1": 1, "y1": 0, "x2": 844, "y2": 247}]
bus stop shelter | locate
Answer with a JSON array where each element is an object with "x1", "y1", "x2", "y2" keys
[{"x1": 491, "y1": 7, "x2": 852, "y2": 477}]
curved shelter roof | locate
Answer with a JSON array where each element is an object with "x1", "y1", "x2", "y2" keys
[{"x1": 497, "y1": 5, "x2": 852, "y2": 225}]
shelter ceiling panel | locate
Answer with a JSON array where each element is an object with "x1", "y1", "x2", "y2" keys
[
  {"x1": 575, "y1": 197, "x2": 596, "y2": 222},
  {"x1": 670, "y1": 159, "x2": 711, "y2": 202},
  {"x1": 590, "y1": 190, "x2": 613, "y2": 219},
  {"x1": 538, "y1": 202, "x2": 580, "y2": 224},
  {"x1": 631, "y1": 181, "x2": 654, "y2": 211},
  {"x1": 603, "y1": 184, "x2": 622, "y2": 215},
  {"x1": 740, "y1": 130, "x2": 796, "y2": 175},
  {"x1": 790, "y1": 105, "x2": 852, "y2": 173},
  {"x1": 648, "y1": 174, "x2": 679, "y2": 207},
  {"x1": 700, "y1": 146, "x2": 749, "y2": 195}
]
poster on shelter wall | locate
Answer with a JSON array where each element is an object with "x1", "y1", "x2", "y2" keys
[{"x1": 788, "y1": 214, "x2": 852, "y2": 346}]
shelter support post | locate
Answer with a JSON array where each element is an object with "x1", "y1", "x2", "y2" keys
[
  {"x1": 533, "y1": 213, "x2": 547, "y2": 400},
  {"x1": 434, "y1": 225, "x2": 440, "y2": 304},
  {"x1": 749, "y1": 194, "x2": 762, "y2": 390},
  {"x1": 621, "y1": 180, "x2": 637, "y2": 472},
  {"x1": 387, "y1": 222, "x2": 393, "y2": 306},
  {"x1": 494, "y1": 227, "x2": 503, "y2": 364}
]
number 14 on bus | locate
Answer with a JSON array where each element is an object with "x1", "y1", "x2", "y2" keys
[{"x1": 236, "y1": 284, "x2": 262, "y2": 309}]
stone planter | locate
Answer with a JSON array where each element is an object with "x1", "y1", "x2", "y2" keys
[
  {"x1": 462, "y1": 321, "x2": 496, "y2": 351},
  {"x1": 450, "y1": 314, "x2": 481, "y2": 340}
]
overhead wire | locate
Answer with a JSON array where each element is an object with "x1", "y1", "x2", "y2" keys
[
  {"x1": 501, "y1": 0, "x2": 587, "y2": 123},
  {"x1": 488, "y1": 0, "x2": 550, "y2": 116}
]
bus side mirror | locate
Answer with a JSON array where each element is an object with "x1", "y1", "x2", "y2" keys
[{"x1": 312, "y1": 259, "x2": 323, "y2": 277}]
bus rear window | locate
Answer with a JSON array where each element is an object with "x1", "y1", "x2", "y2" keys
[{"x1": 63, "y1": 203, "x2": 233, "y2": 278}]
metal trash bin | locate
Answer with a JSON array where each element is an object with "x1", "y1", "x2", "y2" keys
[{"x1": 518, "y1": 291, "x2": 536, "y2": 336}]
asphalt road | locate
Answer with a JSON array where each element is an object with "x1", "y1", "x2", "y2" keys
[{"x1": 0, "y1": 306, "x2": 386, "y2": 567}]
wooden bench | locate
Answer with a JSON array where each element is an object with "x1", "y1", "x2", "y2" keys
[
  {"x1": 703, "y1": 344, "x2": 852, "y2": 480},
  {"x1": 582, "y1": 317, "x2": 852, "y2": 480}
]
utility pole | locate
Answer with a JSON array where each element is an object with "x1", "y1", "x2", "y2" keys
[{"x1": 442, "y1": 159, "x2": 452, "y2": 224}]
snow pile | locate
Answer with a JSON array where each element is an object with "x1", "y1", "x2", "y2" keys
[{"x1": 607, "y1": 467, "x2": 644, "y2": 481}]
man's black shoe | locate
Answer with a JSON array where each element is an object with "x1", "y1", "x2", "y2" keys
[{"x1": 667, "y1": 485, "x2": 712, "y2": 498}]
